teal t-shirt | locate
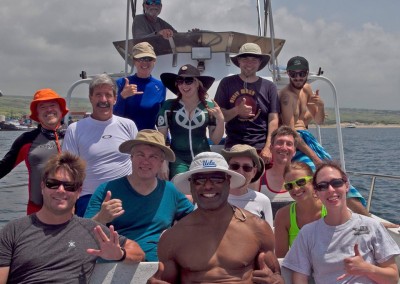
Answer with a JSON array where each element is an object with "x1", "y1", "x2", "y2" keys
[{"x1": 84, "y1": 177, "x2": 194, "y2": 261}]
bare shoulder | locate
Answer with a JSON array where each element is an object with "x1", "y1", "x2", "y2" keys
[
  {"x1": 302, "y1": 83, "x2": 314, "y2": 96},
  {"x1": 274, "y1": 204, "x2": 291, "y2": 227}
]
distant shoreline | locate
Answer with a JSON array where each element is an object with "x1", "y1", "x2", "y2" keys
[{"x1": 310, "y1": 123, "x2": 400, "y2": 129}]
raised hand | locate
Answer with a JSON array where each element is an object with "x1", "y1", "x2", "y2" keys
[
  {"x1": 87, "y1": 225, "x2": 124, "y2": 261},
  {"x1": 121, "y1": 78, "x2": 144, "y2": 99},
  {"x1": 208, "y1": 100, "x2": 224, "y2": 122},
  {"x1": 337, "y1": 244, "x2": 369, "y2": 281},
  {"x1": 252, "y1": 252, "x2": 284, "y2": 284},
  {"x1": 147, "y1": 262, "x2": 170, "y2": 284},
  {"x1": 237, "y1": 97, "x2": 255, "y2": 118},
  {"x1": 308, "y1": 89, "x2": 324, "y2": 107},
  {"x1": 95, "y1": 191, "x2": 124, "y2": 224}
]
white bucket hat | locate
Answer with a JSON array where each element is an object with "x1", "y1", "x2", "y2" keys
[{"x1": 172, "y1": 152, "x2": 245, "y2": 194}]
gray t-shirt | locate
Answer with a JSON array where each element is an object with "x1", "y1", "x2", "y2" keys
[
  {"x1": 0, "y1": 214, "x2": 127, "y2": 284},
  {"x1": 132, "y1": 14, "x2": 176, "y2": 38},
  {"x1": 282, "y1": 213, "x2": 400, "y2": 283}
]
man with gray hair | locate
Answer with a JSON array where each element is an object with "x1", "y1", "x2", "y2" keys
[{"x1": 63, "y1": 74, "x2": 138, "y2": 216}]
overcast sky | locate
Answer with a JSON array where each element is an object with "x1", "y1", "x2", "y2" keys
[{"x1": 0, "y1": 0, "x2": 399, "y2": 110}]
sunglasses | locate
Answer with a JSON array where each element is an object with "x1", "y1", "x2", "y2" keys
[
  {"x1": 135, "y1": 57, "x2": 154, "y2": 62},
  {"x1": 284, "y1": 176, "x2": 313, "y2": 191},
  {"x1": 288, "y1": 70, "x2": 308, "y2": 78},
  {"x1": 189, "y1": 174, "x2": 227, "y2": 186},
  {"x1": 145, "y1": 0, "x2": 161, "y2": 5},
  {"x1": 176, "y1": 77, "x2": 195, "y2": 85},
  {"x1": 45, "y1": 178, "x2": 79, "y2": 192},
  {"x1": 314, "y1": 178, "x2": 347, "y2": 191},
  {"x1": 229, "y1": 163, "x2": 254, "y2": 173}
]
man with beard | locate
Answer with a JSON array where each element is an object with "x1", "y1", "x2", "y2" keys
[
  {"x1": 215, "y1": 43, "x2": 280, "y2": 166},
  {"x1": 0, "y1": 89, "x2": 68, "y2": 214},
  {"x1": 132, "y1": 0, "x2": 176, "y2": 39},
  {"x1": 62, "y1": 74, "x2": 138, "y2": 216}
]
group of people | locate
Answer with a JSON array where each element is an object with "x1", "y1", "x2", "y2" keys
[{"x1": 0, "y1": 6, "x2": 399, "y2": 282}]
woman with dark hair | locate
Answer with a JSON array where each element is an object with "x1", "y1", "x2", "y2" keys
[
  {"x1": 283, "y1": 161, "x2": 400, "y2": 283},
  {"x1": 157, "y1": 64, "x2": 224, "y2": 179},
  {"x1": 274, "y1": 161, "x2": 327, "y2": 258}
]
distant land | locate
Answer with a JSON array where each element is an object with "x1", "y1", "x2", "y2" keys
[{"x1": 0, "y1": 95, "x2": 399, "y2": 125}]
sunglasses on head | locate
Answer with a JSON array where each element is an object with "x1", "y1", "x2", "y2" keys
[
  {"x1": 288, "y1": 70, "x2": 308, "y2": 78},
  {"x1": 229, "y1": 163, "x2": 254, "y2": 173},
  {"x1": 284, "y1": 176, "x2": 313, "y2": 191},
  {"x1": 135, "y1": 57, "x2": 154, "y2": 62},
  {"x1": 45, "y1": 178, "x2": 79, "y2": 192},
  {"x1": 314, "y1": 178, "x2": 347, "y2": 191},
  {"x1": 176, "y1": 77, "x2": 195, "y2": 85},
  {"x1": 145, "y1": 0, "x2": 161, "y2": 5},
  {"x1": 189, "y1": 174, "x2": 227, "y2": 186}
]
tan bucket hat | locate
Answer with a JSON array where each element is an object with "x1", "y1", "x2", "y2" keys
[
  {"x1": 119, "y1": 129, "x2": 175, "y2": 162},
  {"x1": 230, "y1": 43, "x2": 271, "y2": 71},
  {"x1": 221, "y1": 144, "x2": 265, "y2": 183}
]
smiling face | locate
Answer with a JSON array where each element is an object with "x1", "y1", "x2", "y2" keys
[
  {"x1": 190, "y1": 171, "x2": 231, "y2": 211},
  {"x1": 143, "y1": 1, "x2": 162, "y2": 20},
  {"x1": 228, "y1": 156, "x2": 256, "y2": 189},
  {"x1": 89, "y1": 84, "x2": 116, "y2": 121},
  {"x1": 134, "y1": 57, "x2": 156, "y2": 78},
  {"x1": 288, "y1": 69, "x2": 308, "y2": 90},
  {"x1": 37, "y1": 100, "x2": 62, "y2": 130},
  {"x1": 131, "y1": 144, "x2": 164, "y2": 180},
  {"x1": 41, "y1": 168, "x2": 81, "y2": 216},
  {"x1": 177, "y1": 77, "x2": 200, "y2": 100},
  {"x1": 314, "y1": 166, "x2": 349, "y2": 210},
  {"x1": 270, "y1": 134, "x2": 296, "y2": 165},
  {"x1": 284, "y1": 169, "x2": 314, "y2": 202},
  {"x1": 238, "y1": 56, "x2": 261, "y2": 77}
]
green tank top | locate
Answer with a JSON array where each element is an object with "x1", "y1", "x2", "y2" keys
[{"x1": 288, "y1": 202, "x2": 327, "y2": 246}]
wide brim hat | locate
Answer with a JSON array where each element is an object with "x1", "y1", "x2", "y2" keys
[
  {"x1": 119, "y1": 129, "x2": 175, "y2": 162},
  {"x1": 172, "y1": 152, "x2": 245, "y2": 194},
  {"x1": 30, "y1": 89, "x2": 69, "y2": 122},
  {"x1": 160, "y1": 64, "x2": 215, "y2": 95},
  {"x1": 230, "y1": 43, "x2": 271, "y2": 71},
  {"x1": 132, "y1": 42, "x2": 156, "y2": 59},
  {"x1": 220, "y1": 144, "x2": 265, "y2": 183}
]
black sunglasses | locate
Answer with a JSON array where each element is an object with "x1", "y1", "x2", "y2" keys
[
  {"x1": 229, "y1": 163, "x2": 254, "y2": 173},
  {"x1": 314, "y1": 178, "x2": 347, "y2": 191},
  {"x1": 135, "y1": 57, "x2": 154, "y2": 62},
  {"x1": 176, "y1": 77, "x2": 195, "y2": 85},
  {"x1": 189, "y1": 174, "x2": 227, "y2": 186},
  {"x1": 284, "y1": 176, "x2": 313, "y2": 191},
  {"x1": 288, "y1": 70, "x2": 308, "y2": 78},
  {"x1": 45, "y1": 178, "x2": 79, "y2": 192}
]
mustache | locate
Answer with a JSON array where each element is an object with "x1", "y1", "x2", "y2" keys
[{"x1": 96, "y1": 102, "x2": 111, "y2": 108}]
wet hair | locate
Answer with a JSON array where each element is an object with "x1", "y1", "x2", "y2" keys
[
  {"x1": 168, "y1": 78, "x2": 213, "y2": 126},
  {"x1": 312, "y1": 161, "x2": 348, "y2": 188},
  {"x1": 42, "y1": 152, "x2": 86, "y2": 188},
  {"x1": 283, "y1": 161, "x2": 313, "y2": 179},
  {"x1": 89, "y1": 74, "x2": 117, "y2": 97},
  {"x1": 271, "y1": 126, "x2": 299, "y2": 146}
]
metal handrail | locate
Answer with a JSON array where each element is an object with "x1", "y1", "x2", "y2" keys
[{"x1": 347, "y1": 171, "x2": 400, "y2": 212}]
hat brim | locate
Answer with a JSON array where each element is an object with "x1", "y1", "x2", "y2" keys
[
  {"x1": 172, "y1": 168, "x2": 245, "y2": 194},
  {"x1": 230, "y1": 54, "x2": 271, "y2": 71},
  {"x1": 160, "y1": 73, "x2": 215, "y2": 95},
  {"x1": 220, "y1": 149, "x2": 265, "y2": 183},
  {"x1": 30, "y1": 98, "x2": 69, "y2": 122},
  {"x1": 133, "y1": 53, "x2": 156, "y2": 59},
  {"x1": 119, "y1": 140, "x2": 176, "y2": 162}
]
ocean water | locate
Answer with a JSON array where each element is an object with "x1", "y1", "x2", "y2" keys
[{"x1": 0, "y1": 128, "x2": 399, "y2": 227}]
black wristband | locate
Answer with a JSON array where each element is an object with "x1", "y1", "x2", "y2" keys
[{"x1": 117, "y1": 247, "x2": 126, "y2": 262}]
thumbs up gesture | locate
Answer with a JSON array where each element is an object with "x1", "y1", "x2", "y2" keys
[
  {"x1": 252, "y1": 252, "x2": 284, "y2": 284},
  {"x1": 236, "y1": 97, "x2": 255, "y2": 118},
  {"x1": 121, "y1": 78, "x2": 144, "y2": 99},
  {"x1": 94, "y1": 191, "x2": 125, "y2": 224},
  {"x1": 147, "y1": 262, "x2": 170, "y2": 284},
  {"x1": 337, "y1": 244, "x2": 369, "y2": 281}
]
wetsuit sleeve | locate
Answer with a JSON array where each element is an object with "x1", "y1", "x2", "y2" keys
[
  {"x1": 113, "y1": 78, "x2": 126, "y2": 117},
  {"x1": 0, "y1": 132, "x2": 33, "y2": 179}
]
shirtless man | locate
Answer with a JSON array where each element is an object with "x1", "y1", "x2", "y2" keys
[
  {"x1": 147, "y1": 152, "x2": 283, "y2": 284},
  {"x1": 279, "y1": 56, "x2": 327, "y2": 166}
]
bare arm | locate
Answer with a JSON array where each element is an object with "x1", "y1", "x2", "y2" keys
[
  {"x1": 0, "y1": 267, "x2": 9, "y2": 284},
  {"x1": 208, "y1": 100, "x2": 225, "y2": 145},
  {"x1": 347, "y1": 198, "x2": 370, "y2": 216},
  {"x1": 259, "y1": 113, "x2": 279, "y2": 164},
  {"x1": 292, "y1": 271, "x2": 309, "y2": 284},
  {"x1": 123, "y1": 239, "x2": 146, "y2": 263},
  {"x1": 155, "y1": 231, "x2": 179, "y2": 283},
  {"x1": 304, "y1": 85, "x2": 325, "y2": 125},
  {"x1": 274, "y1": 207, "x2": 290, "y2": 258},
  {"x1": 221, "y1": 97, "x2": 254, "y2": 122},
  {"x1": 91, "y1": 191, "x2": 124, "y2": 225}
]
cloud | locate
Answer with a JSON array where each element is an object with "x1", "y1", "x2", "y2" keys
[{"x1": 0, "y1": 0, "x2": 399, "y2": 109}]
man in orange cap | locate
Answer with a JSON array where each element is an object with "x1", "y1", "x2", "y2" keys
[{"x1": 0, "y1": 89, "x2": 68, "y2": 214}]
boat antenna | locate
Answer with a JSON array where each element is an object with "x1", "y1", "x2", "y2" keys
[{"x1": 256, "y1": 0, "x2": 262, "y2": 36}]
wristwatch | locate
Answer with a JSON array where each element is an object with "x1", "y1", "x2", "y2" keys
[{"x1": 117, "y1": 247, "x2": 126, "y2": 262}]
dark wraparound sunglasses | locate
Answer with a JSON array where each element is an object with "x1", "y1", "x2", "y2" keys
[
  {"x1": 45, "y1": 178, "x2": 79, "y2": 192},
  {"x1": 189, "y1": 174, "x2": 227, "y2": 186},
  {"x1": 314, "y1": 178, "x2": 347, "y2": 191},
  {"x1": 176, "y1": 77, "x2": 195, "y2": 85},
  {"x1": 288, "y1": 70, "x2": 308, "y2": 78},
  {"x1": 229, "y1": 163, "x2": 254, "y2": 173}
]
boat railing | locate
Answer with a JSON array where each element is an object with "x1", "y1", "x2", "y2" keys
[{"x1": 346, "y1": 171, "x2": 400, "y2": 213}]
